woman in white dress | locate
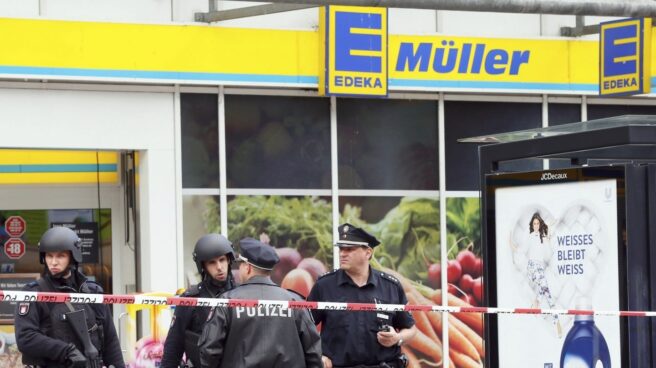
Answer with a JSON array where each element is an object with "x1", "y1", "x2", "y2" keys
[{"x1": 526, "y1": 212, "x2": 562, "y2": 337}]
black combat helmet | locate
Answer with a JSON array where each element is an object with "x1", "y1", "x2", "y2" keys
[
  {"x1": 38, "y1": 226, "x2": 83, "y2": 264},
  {"x1": 192, "y1": 234, "x2": 235, "y2": 274}
]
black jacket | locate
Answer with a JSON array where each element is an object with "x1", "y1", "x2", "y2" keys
[
  {"x1": 199, "y1": 276, "x2": 322, "y2": 368},
  {"x1": 14, "y1": 271, "x2": 125, "y2": 368},
  {"x1": 160, "y1": 277, "x2": 234, "y2": 368},
  {"x1": 307, "y1": 268, "x2": 415, "y2": 367}
]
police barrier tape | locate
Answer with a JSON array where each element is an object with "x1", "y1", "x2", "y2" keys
[{"x1": 1, "y1": 290, "x2": 655, "y2": 317}]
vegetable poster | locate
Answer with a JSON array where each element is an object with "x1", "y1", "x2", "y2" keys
[
  {"x1": 224, "y1": 196, "x2": 334, "y2": 295},
  {"x1": 495, "y1": 179, "x2": 621, "y2": 367},
  {"x1": 206, "y1": 195, "x2": 485, "y2": 367}
]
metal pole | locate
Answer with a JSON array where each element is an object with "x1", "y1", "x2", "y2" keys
[
  {"x1": 197, "y1": 4, "x2": 317, "y2": 22},
  {"x1": 225, "y1": 0, "x2": 656, "y2": 17}
]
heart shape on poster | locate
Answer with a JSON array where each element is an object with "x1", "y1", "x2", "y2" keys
[{"x1": 508, "y1": 202, "x2": 608, "y2": 329}]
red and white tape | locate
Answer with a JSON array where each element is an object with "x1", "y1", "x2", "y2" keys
[{"x1": 2, "y1": 290, "x2": 654, "y2": 317}]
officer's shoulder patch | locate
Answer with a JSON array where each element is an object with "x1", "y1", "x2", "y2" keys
[
  {"x1": 317, "y1": 269, "x2": 338, "y2": 280},
  {"x1": 379, "y1": 271, "x2": 400, "y2": 285},
  {"x1": 17, "y1": 302, "x2": 30, "y2": 316}
]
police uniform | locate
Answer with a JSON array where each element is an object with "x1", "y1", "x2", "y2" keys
[
  {"x1": 160, "y1": 277, "x2": 235, "y2": 368},
  {"x1": 15, "y1": 271, "x2": 125, "y2": 368},
  {"x1": 161, "y1": 233, "x2": 236, "y2": 368},
  {"x1": 199, "y1": 238, "x2": 322, "y2": 368},
  {"x1": 306, "y1": 224, "x2": 415, "y2": 368}
]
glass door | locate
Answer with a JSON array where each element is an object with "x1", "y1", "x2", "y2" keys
[{"x1": 0, "y1": 149, "x2": 133, "y2": 365}]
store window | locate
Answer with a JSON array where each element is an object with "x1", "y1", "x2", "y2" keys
[
  {"x1": 548, "y1": 103, "x2": 581, "y2": 126},
  {"x1": 181, "y1": 94, "x2": 219, "y2": 188},
  {"x1": 445, "y1": 197, "x2": 483, "y2": 302},
  {"x1": 339, "y1": 196, "x2": 439, "y2": 280},
  {"x1": 445, "y1": 101, "x2": 542, "y2": 191},
  {"x1": 547, "y1": 103, "x2": 582, "y2": 168},
  {"x1": 0, "y1": 209, "x2": 113, "y2": 292},
  {"x1": 183, "y1": 195, "x2": 220, "y2": 286},
  {"x1": 587, "y1": 104, "x2": 656, "y2": 120},
  {"x1": 227, "y1": 195, "x2": 332, "y2": 295},
  {"x1": 337, "y1": 99, "x2": 439, "y2": 190},
  {"x1": 225, "y1": 95, "x2": 331, "y2": 189}
]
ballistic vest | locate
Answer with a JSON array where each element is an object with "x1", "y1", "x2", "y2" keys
[{"x1": 21, "y1": 276, "x2": 104, "y2": 367}]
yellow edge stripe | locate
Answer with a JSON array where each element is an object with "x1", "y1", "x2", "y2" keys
[
  {"x1": 614, "y1": 38, "x2": 638, "y2": 45},
  {"x1": 614, "y1": 56, "x2": 639, "y2": 62},
  {"x1": 644, "y1": 19, "x2": 652, "y2": 93},
  {"x1": 350, "y1": 50, "x2": 383, "y2": 57},
  {"x1": 351, "y1": 28, "x2": 385, "y2": 35},
  {"x1": 0, "y1": 150, "x2": 117, "y2": 165},
  {"x1": 0, "y1": 172, "x2": 117, "y2": 184}
]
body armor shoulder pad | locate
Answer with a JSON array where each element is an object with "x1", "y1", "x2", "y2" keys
[
  {"x1": 23, "y1": 281, "x2": 39, "y2": 291},
  {"x1": 84, "y1": 280, "x2": 104, "y2": 293},
  {"x1": 182, "y1": 284, "x2": 201, "y2": 297}
]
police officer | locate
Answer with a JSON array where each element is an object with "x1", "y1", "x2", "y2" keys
[
  {"x1": 199, "y1": 238, "x2": 322, "y2": 368},
  {"x1": 15, "y1": 226, "x2": 125, "y2": 367},
  {"x1": 307, "y1": 224, "x2": 417, "y2": 368},
  {"x1": 161, "y1": 234, "x2": 236, "y2": 368}
]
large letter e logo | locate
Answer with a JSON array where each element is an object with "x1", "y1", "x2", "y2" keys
[
  {"x1": 603, "y1": 25, "x2": 637, "y2": 77},
  {"x1": 335, "y1": 12, "x2": 382, "y2": 73}
]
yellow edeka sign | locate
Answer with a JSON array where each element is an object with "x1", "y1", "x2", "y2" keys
[
  {"x1": 600, "y1": 18, "x2": 651, "y2": 96},
  {"x1": 319, "y1": 6, "x2": 388, "y2": 97}
]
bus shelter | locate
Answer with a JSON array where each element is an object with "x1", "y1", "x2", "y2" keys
[{"x1": 462, "y1": 115, "x2": 656, "y2": 368}]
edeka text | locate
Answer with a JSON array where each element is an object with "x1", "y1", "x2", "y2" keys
[
  {"x1": 334, "y1": 75, "x2": 383, "y2": 89},
  {"x1": 603, "y1": 77, "x2": 638, "y2": 91},
  {"x1": 395, "y1": 41, "x2": 530, "y2": 75}
]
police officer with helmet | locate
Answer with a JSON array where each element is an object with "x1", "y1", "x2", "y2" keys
[
  {"x1": 161, "y1": 234, "x2": 236, "y2": 368},
  {"x1": 307, "y1": 224, "x2": 417, "y2": 368},
  {"x1": 15, "y1": 226, "x2": 125, "y2": 367},
  {"x1": 199, "y1": 238, "x2": 322, "y2": 368}
]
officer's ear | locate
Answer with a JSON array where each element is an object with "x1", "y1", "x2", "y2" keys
[{"x1": 365, "y1": 247, "x2": 373, "y2": 260}]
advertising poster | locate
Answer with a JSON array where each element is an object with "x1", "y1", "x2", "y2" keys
[
  {"x1": 225, "y1": 196, "x2": 333, "y2": 294},
  {"x1": 495, "y1": 179, "x2": 620, "y2": 367}
]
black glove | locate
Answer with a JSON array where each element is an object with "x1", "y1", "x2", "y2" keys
[
  {"x1": 64, "y1": 343, "x2": 87, "y2": 368},
  {"x1": 398, "y1": 354, "x2": 409, "y2": 368}
]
